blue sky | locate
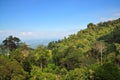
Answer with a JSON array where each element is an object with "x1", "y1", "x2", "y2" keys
[{"x1": 0, "y1": 0, "x2": 120, "y2": 40}]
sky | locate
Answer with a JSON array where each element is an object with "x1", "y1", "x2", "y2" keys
[{"x1": 0, "y1": 0, "x2": 120, "y2": 41}]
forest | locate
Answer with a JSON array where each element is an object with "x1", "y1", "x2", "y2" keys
[{"x1": 0, "y1": 18, "x2": 120, "y2": 80}]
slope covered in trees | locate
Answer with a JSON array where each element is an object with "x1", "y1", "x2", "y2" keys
[{"x1": 0, "y1": 18, "x2": 120, "y2": 80}]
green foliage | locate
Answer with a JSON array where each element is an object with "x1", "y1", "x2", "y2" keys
[
  {"x1": 30, "y1": 65, "x2": 56, "y2": 80},
  {"x1": 0, "y1": 56, "x2": 27, "y2": 80},
  {"x1": 105, "y1": 52, "x2": 116, "y2": 63},
  {"x1": 30, "y1": 65, "x2": 43, "y2": 80},
  {"x1": 87, "y1": 23, "x2": 96, "y2": 29},
  {"x1": 43, "y1": 63, "x2": 60, "y2": 74},
  {"x1": 0, "y1": 18, "x2": 120, "y2": 80},
  {"x1": 95, "y1": 63, "x2": 120, "y2": 80},
  {"x1": 32, "y1": 45, "x2": 51, "y2": 69},
  {"x1": 64, "y1": 68, "x2": 88, "y2": 80},
  {"x1": 2, "y1": 35, "x2": 20, "y2": 52},
  {"x1": 115, "y1": 43, "x2": 120, "y2": 54}
]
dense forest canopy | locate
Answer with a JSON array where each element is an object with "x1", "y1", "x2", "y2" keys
[{"x1": 0, "y1": 18, "x2": 120, "y2": 80}]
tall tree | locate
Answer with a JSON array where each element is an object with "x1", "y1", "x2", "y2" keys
[
  {"x1": 93, "y1": 41, "x2": 106, "y2": 65},
  {"x1": 2, "y1": 35, "x2": 20, "y2": 55},
  {"x1": 33, "y1": 45, "x2": 51, "y2": 71}
]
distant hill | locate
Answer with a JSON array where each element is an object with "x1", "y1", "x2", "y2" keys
[{"x1": 24, "y1": 39, "x2": 59, "y2": 48}]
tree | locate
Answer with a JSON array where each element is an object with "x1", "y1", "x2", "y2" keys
[
  {"x1": 2, "y1": 35, "x2": 20, "y2": 55},
  {"x1": 87, "y1": 23, "x2": 96, "y2": 29},
  {"x1": 64, "y1": 68, "x2": 88, "y2": 80},
  {"x1": 115, "y1": 43, "x2": 120, "y2": 54},
  {"x1": 48, "y1": 41, "x2": 56, "y2": 49},
  {"x1": 93, "y1": 41, "x2": 106, "y2": 65},
  {"x1": 30, "y1": 65, "x2": 56, "y2": 80},
  {"x1": 0, "y1": 56, "x2": 27, "y2": 80},
  {"x1": 95, "y1": 63, "x2": 120, "y2": 80},
  {"x1": 52, "y1": 45, "x2": 85, "y2": 70},
  {"x1": 0, "y1": 44, "x2": 5, "y2": 54},
  {"x1": 112, "y1": 26, "x2": 120, "y2": 43},
  {"x1": 61, "y1": 47, "x2": 84, "y2": 70},
  {"x1": 30, "y1": 65, "x2": 43, "y2": 80},
  {"x1": 33, "y1": 45, "x2": 51, "y2": 71},
  {"x1": 10, "y1": 43, "x2": 30, "y2": 63},
  {"x1": 43, "y1": 64, "x2": 60, "y2": 74}
]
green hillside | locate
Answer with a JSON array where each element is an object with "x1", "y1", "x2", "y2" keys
[{"x1": 0, "y1": 18, "x2": 120, "y2": 80}]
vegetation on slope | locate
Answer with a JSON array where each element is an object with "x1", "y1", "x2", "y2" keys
[{"x1": 0, "y1": 18, "x2": 120, "y2": 80}]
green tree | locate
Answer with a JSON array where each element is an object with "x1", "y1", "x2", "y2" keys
[
  {"x1": 9, "y1": 43, "x2": 30, "y2": 63},
  {"x1": 33, "y1": 45, "x2": 51, "y2": 71},
  {"x1": 43, "y1": 64, "x2": 60, "y2": 74},
  {"x1": 0, "y1": 44, "x2": 5, "y2": 54},
  {"x1": 30, "y1": 65, "x2": 43, "y2": 80},
  {"x1": 2, "y1": 35, "x2": 20, "y2": 55},
  {"x1": 30, "y1": 65, "x2": 56, "y2": 80},
  {"x1": 0, "y1": 56, "x2": 27, "y2": 80},
  {"x1": 115, "y1": 43, "x2": 120, "y2": 54},
  {"x1": 87, "y1": 23, "x2": 96, "y2": 29},
  {"x1": 95, "y1": 63, "x2": 120, "y2": 80},
  {"x1": 64, "y1": 68, "x2": 88, "y2": 80}
]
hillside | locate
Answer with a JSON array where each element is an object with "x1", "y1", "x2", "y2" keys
[{"x1": 0, "y1": 18, "x2": 120, "y2": 80}]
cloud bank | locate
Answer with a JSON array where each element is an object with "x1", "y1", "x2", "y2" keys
[
  {"x1": 99, "y1": 12, "x2": 120, "y2": 22},
  {"x1": 0, "y1": 27, "x2": 80, "y2": 41}
]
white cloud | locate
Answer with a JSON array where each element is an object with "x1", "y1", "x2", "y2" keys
[
  {"x1": 114, "y1": 13, "x2": 120, "y2": 17},
  {"x1": 99, "y1": 17, "x2": 116, "y2": 21},
  {"x1": 0, "y1": 25, "x2": 82, "y2": 41},
  {"x1": 38, "y1": 28, "x2": 79, "y2": 39},
  {"x1": 20, "y1": 32, "x2": 33, "y2": 36},
  {"x1": 99, "y1": 12, "x2": 120, "y2": 22},
  {"x1": 0, "y1": 30, "x2": 39, "y2": 40},
  {"x1": 0, "y1": 31, "x2": 4, "y2": 33},
  {"x1": 18, "y1": 31, "x2": 40, "y2": 40}
]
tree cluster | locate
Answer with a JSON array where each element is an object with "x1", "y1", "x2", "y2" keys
[{"x1": 0, "y1": 18, "x2": 120, "y2": 80}]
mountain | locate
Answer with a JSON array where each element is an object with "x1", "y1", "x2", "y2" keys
[
  {"x1": 48, "y1": 18, "x2": 120, "y2": 70},
  {"x1": 48, "y1": 18, "x2": 120, "y2": 52},
  {"x1": 0, "y1": 18, "x2": 120, "y2": 80},
  {"x1": 24, "y1": 39, "x2": 59, "y2": 48}
]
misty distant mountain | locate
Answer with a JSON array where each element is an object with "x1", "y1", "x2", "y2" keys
[
  {"x1": 24, "y1": 39, "x2": 59, "y2": 49},
  {"x1": 0, "y1": 38, "x2": 59, "y2": 49}
]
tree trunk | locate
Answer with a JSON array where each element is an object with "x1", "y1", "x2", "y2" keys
[
  {"x1": 100, "y1": 50, "x2": 102, "y2": 65},
  {"x1": 7, "y1": 47, "x2": 10, "y2": 56}
]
